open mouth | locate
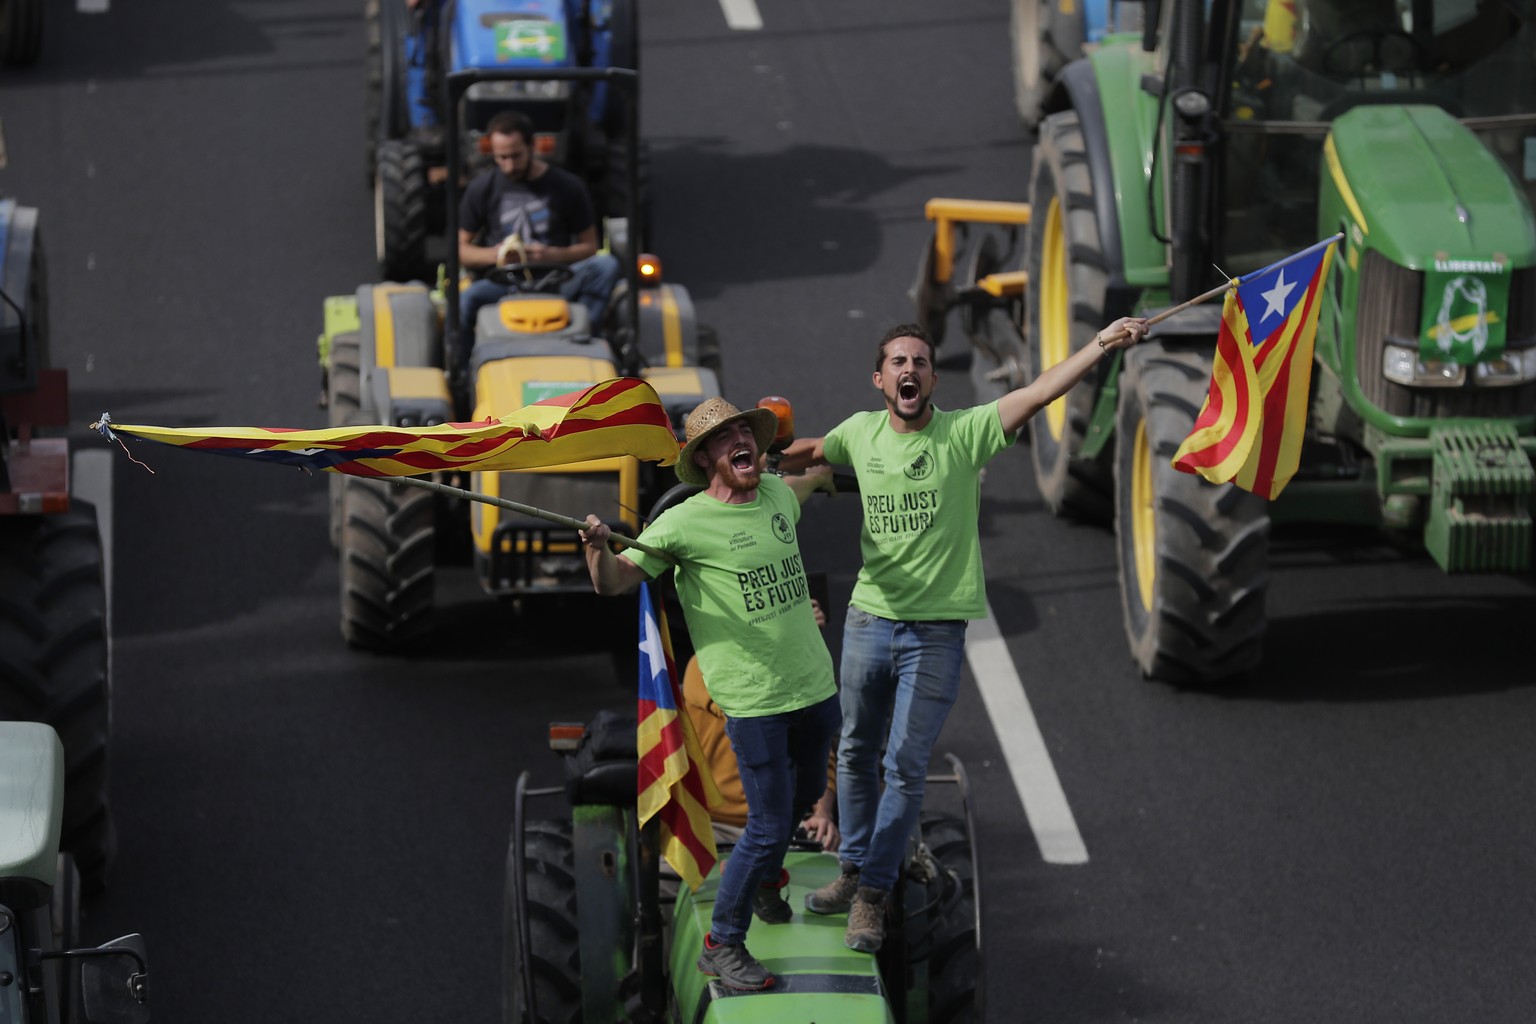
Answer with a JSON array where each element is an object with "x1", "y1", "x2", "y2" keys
[
  {"x1": 899, "y1": 378, "x2": 920, "y2": 402},
  {"x1": 730, "y1": 446, "x2": 755, "y2": 471}
]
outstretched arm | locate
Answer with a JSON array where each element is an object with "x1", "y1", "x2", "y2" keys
[
  {"x1": 579, "y1": 515, "x2": 651, "y2": 595},
  {"x1": 996, "y1": 316, "x2": 1149, "y2": 435},
  {"x1": 777, "y1": 436, "x2": 828, "y2": 475}
]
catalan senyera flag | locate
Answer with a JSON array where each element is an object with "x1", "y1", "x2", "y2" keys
[
  {"x1": 94, "y1": 377, "x2": 679, "y2": 476},
  {"x1": 1172, "y1": 236, "x2": 1337, "y2": 499},
  {"x1": 636, "y1": 582, "x2": 719, "y2": 890}
]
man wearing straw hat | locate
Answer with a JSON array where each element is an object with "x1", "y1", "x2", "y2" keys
[
  {"x1": 779, "y1": 314, "x2": 1148, "y2": 954},
  {"x1": 579, "y1": 397, "x2": 840, "y2": 992}
]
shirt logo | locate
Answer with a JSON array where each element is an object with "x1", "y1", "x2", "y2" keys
[
  {"x1": 904, "y1": 449, "x2": 934, "y2": 481},
  {"x1": 771, "y1": 513, "x2": 795, "y2": 544}
]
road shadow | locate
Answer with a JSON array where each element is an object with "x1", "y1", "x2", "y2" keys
[
  {"x1": 7, "y1": 0, "x2": 355, "y2": 85},
  {"x1": 649, "y1": 136, "x2": 957, "y2": 300}
]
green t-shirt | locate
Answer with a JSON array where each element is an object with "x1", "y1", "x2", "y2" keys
[
  {"x1": 824, "y1": 403, "x2": 1013, "y2": 621},
  {"x1": 624, "y1": 474, "x2": 836, "y2": 718}
]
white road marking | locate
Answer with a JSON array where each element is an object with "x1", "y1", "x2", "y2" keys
[
  {"x1": 719, "y1": 0, "x2": 762, "y2": 30},
  {"x1": 78, "y1": 0, "x2": 110, "y2": 12},
  {"x1": 967, "y1": 602, "x2": 1089, "y2": 864}
]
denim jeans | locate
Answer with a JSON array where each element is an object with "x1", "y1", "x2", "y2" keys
[
  {"x1": 711, "y1": 693, "x2": 840, "y2": 944},
  {"x1": 836, "y1": 607, "x2": 967, "y2": 893},
  {"x1": 458, "y1": 251, "x2": 621, "y2": 336}
]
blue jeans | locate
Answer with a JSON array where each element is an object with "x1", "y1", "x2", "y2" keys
[
  {"x1": 836, "y1": 608, "x2": 967, "y2": 893},
  {"x1": 458, "y1": 252, "x2": 621, "y2": 336},
  {"x1": 711, "y1": 693, "x2": 841, "y2": 945}
]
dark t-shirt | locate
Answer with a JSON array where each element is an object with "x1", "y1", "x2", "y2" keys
[{"x1": 458, "y1": 163, "x2": 596, "y2": 252}]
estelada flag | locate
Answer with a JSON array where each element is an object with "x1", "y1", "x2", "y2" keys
[
  {"x1": 94, "y1": 377, "x2": 679, "y2": 476},
  {"x1": 1172, "y1": 236, "x2": 1337, "y2": 499},
  {"x1": 636, "y1": 582, "x2": 720, "y2": 889}
]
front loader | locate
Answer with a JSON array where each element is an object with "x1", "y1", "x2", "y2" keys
[{"x1": 913, "y1": 0, "x2": 1536, "y2": 685}]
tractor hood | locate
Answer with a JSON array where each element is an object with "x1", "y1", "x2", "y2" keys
[
  {"x1": 1322, "y1": 104, "x2": 1536, "y2": 360},
  {"x1": 1323, "y1": 105, "x2": 1536, "y2": 268},
  {"x1": 452, "y1": 0, "x2": 575, "y2": 71}
]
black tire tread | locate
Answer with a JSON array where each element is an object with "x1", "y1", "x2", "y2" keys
[
  {"x1": 376, "y1": 139, "x2": 430, "y2": 283},
  {"x1": 504, "y1": 819, "x2": 583, "y2": 1024},
  {"x1": 339, "y1": 477, "x2": 436, "y2": 651},
  {"x1": 1113, "y1": 346, "x2": 1270, "y2": 685},
  {"x1": 0, "y1": 505, "x2": 113, "y2": 894}
]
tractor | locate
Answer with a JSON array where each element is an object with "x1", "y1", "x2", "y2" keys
[
  {"x1": 0, "y1": 0, "x2": 42, "y2": 67},
  {"x1": 0, "y1": 196, "x2": 116, "y2": 896},
  {"x1": 505, "y1": 707, "x2": 981, "y2": 1024},
  {"x1": 912, "y1": 0, "x2": 1536, "y2": 685},
  {"x1": 1, "y1": 722, "x2": 151, "y2": 1024},
  {"x1": 366, "y1": 0, "x2": 643, "y2": 282},
  {"x1": 317, "y1": 64, "x2": 721, "y2": 652}
]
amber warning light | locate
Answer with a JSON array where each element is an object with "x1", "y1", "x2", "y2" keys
[
  {"x1": 637, "y1": 253, "x2": 662, "y2": 284},
  {"x1": 757, "y1": 395, "x2": 795, "y2": 451}
]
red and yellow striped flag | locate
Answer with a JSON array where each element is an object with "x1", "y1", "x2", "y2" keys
[
  {"x1": 95, "y1": 377, "x2": 679, "y2": 476},
  {"x1": 636, "y1": 582, "x2": 720, "y2": 889},
  {"x1": 1173, "y1": 237, "x2": 1336, "y2": 498}
]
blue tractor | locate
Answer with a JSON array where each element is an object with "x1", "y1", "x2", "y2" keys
[{"x1": 366, "y1": 0, "x2": 642, "y2": 283}]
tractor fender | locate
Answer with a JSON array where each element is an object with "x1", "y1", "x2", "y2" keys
[
  {"x1": 355, "y1": 282, "x2": 441, "y2": 377},
  {"x1": 634, "y1": 282, "x2": 701, "y2": 370},
  {"x1": 1055, "y1": 47, "x2": 1168, "y2": 302},
  {"x1": 366, "y1": 365, "x2": 454, "y2": 431}
]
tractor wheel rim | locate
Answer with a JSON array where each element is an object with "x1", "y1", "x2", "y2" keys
[
  {"x1": 1040, "y1": 194, "x2": 1069, "y2": 442},
  {"x1": 1131, "y1": 416, "x2": 1156, "y2": 612}
]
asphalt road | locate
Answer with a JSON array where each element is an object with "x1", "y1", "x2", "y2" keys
[{"x1": 4, "y1": 1, "x2": 1536, "y2": 1022}]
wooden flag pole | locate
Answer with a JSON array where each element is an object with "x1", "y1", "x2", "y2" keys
[
  {"x1": 391, "y1": 474, "x2": 677, "y2": 564},
  {"x1": 991, "y1": 233, "x2": 1344, "y2": 372}
]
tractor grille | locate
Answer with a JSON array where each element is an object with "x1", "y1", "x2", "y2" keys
[{"x1": 1355, "y1": 251, "x2": 1536, "y2": 418}]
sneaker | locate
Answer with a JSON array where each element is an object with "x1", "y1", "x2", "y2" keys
[
  {"x1": 805, "y1": 862, "x2": 860, "y2": 915},
  {"x1": 697, "y1": 934, "x2": 776, "y2": 991},
  {"x1": 753, "y1": 870, "x2": 792, "y2": 924},
  {"x1": 845, "y1": 886, "x2": 888, "y2": 953}
]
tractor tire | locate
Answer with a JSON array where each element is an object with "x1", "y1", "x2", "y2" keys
[
  {"x1": 1113, "y1": 345, "x2": 1270, "y2": 685},
  {"x1": 503, "y1": 819, "x2": 583, "y2": 1024},
  {"x1": 375, "y1": 138, "x2": 430, "y2": 283},
  {"x1": 1024, "y1": 109, "x2": 1114, "y2": 522},
  {"x1": 0, "y1": 0, "x2": 43, "y2": 67},
  {"x1": 0, "y1": 504, "x2": 114, "y2": 896},
  {"x1": 326, "y1": 332, "x2": 363, "y2": 550},
  {"x1": 1010, "y1": 0, "x2": 1081, "y2": 132},
  {"x1": 920, "y1": 813, "x2": 979, "y2": 1024},
  {"x1": 339, "y1": 476, "x2": 436, "y2": 651},
  {"x1": 364, "y1": 0, "x2": 383, "y2": 185}
]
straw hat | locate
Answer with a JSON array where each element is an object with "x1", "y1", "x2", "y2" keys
[{"x1": 675, "y1": 397, "x2": 778, "y2": 487}]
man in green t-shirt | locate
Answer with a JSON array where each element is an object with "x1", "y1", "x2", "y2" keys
[
  {"x1": 579, "y1": 397, "x2": 839, "y2": 992},
  {"x1": 779, "y1": 315, "x2": 1147, "y2": 954}
]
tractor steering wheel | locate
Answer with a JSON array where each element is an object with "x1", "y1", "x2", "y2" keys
[{"x1": 484, "y1": 260, "x2": 577, "y2": 294}]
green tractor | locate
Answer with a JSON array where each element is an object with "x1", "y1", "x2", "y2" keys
[
  {"x1": 317, "y1": 65, "x2": 721, "y2": 652},
  {"x1": 914, "y1": 0, "x2": 1536, "y2": 685},
  {"x1": 505, "y1": 708, "x2": 981, "y2": 1024}
]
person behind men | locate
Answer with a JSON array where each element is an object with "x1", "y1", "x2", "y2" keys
[
  {"x1": 779, "y1": 315, "x2": 1148, "y2": 954},
  {"x1": 458, "y1": 110, "x2": 621, "y2": 340},
  {"x1": 680, "y1": 596, "x2": 840, "y2": 853},
  {"x1": 580, "y1": 397, "x2": 839, "y2": 992}
]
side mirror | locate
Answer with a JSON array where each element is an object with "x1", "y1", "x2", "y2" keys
[{"x1": 81, "y1": 933, "x2": 149, "y2": 1024}]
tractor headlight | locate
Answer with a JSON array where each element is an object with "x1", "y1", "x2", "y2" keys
[
  {"x1": 466, "y1": 80, "x2": 570, "y2": 102},
  {"x1": 1472, "y1": 349, "x2": 1536, "y2": 386},
  {"x1": 1382, "y1": 343, "x2": 1466, "y2": 387}
]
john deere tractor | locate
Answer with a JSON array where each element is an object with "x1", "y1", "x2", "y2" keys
[
  {"x1": 913, "y1": 0, "x2": 1536, "y2": 685},
  {"x1": 505, "y1": 708, "x2": 981, "y2": 1024},
  {"x1": 318, "y1": 65, "x2": 720, "y2": 652},
  {"x1": 367, "y1": 0, "x2": 643, "y2": 281}
]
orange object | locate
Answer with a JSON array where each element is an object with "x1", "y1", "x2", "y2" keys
[{"x1": 757, "y1": 396, "x2": 795, "y2": 447}]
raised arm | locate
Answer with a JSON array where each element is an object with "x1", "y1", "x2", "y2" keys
[{"x1": 996, "y1": 316, "x2": 1149, "y2": 435}]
